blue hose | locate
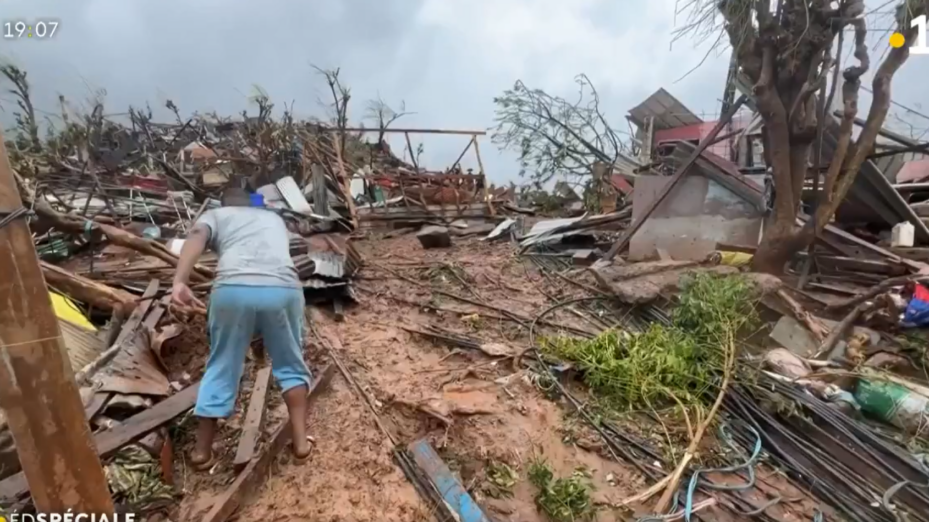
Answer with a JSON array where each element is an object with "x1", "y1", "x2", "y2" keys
[
  {"x1": 683, "y1": 423, "x2": 762, "y2": 521},
  {"x1": 635, "y1": 422, "x2": 823, "y2": 522}
]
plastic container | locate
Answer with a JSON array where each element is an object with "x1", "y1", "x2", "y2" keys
[
  {"x1": 855, "y1": 379, "x2": 929, "y2": 434},
  {"x1": 249, "y1": 193, "x2": 265, "y2": 207},
  {"x1": 892, "y1": 222, "x2": 915, "y2": 248}
]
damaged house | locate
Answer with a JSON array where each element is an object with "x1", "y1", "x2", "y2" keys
[{"x1": 623, "y1": 85, "x2": 929, "y2": 262}]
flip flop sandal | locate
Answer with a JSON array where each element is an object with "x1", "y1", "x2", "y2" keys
[
  {"x1": 191, "y1": 452, "x2": 216, "y2": 471},
  {"x1": 293, "y1": 449, "x2": 311, "y2": 463},
  {"x1": 293, "y1": 437, "x2": 313, "y2": 463}
]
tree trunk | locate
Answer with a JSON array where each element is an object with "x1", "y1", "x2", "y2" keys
[{"x1": 751, "y1": 215, "x2": 812, "y2": 274}]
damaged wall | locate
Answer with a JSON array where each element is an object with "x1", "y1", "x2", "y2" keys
[{"x1": 629, "y1": 174, "x2": 765, "y2": 261}]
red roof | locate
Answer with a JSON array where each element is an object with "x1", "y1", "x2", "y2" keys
[{"x1": 897, "y1": 158, "x2": 929, "y2": 184}]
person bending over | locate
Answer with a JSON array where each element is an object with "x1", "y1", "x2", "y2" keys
[{"x1": 172, "y1": 187, "x2": 312, "y2": 469}]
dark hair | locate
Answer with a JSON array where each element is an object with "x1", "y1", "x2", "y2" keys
[{"x1": 221, "y1": 187, "x2": 251, "y2": 207}]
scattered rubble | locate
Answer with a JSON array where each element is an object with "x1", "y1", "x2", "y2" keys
[{"x1": 3, "y1": 59, "x2": 929, "y2": 522}]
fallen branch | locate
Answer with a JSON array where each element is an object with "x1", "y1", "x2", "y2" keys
[
  {"x1": 653, "y1": 331, "x2": 736, "y2": 514},
  {"x1": 18, "y1": 176, "x2": 213, "y2": 282},
  {"x1": 777, "y1": 289, "x2": 828, "y2": 343},
  {"x1": 41, "y1": 261, "x2": 136, "y2": 313},
  {"x1": 371, "y1": 263, "x2": 592, "y2": 336},
  {"x1": 815, "y1": 301, "x2": 870, "y2": 359}
]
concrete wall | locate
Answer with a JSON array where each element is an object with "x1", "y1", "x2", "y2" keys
[{"x1": 629, "y1": 174, "x2": 765, "y2": 261}]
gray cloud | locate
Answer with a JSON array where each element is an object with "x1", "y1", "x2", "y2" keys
[{"x1": 2, "y1": 0, "x2": 927, "y2": 183}]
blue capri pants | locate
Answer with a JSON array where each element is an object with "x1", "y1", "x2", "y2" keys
[{"x1": 194, "y1": 285, "x2": 312, "y2": 418}]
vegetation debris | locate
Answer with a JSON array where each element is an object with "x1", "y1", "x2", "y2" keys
[
  {"x1": 540, "y1": 273, "x2": 758, "y2": 414},
  {"x1": 527, "y1": 457, "x2": 595, "y2": 522}
]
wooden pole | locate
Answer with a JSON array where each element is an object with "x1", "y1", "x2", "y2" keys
[
  {"x1": 471, "y1": 136, "x2": 495, "y2": 217},
  {"x1": 0, "y1": 129, "x2": 115, "y2": 513}
]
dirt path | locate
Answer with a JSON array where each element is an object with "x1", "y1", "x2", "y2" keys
[{"x1": 181, "y1": 234, "x2": 824, "y2": 522}]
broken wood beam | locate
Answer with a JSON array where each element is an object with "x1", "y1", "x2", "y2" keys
[
  {"x1": 603, "y1": 94, "x2": 748, "y2": 261},
  {"x1": 41, "y1": 261, "x2": 136, "y2": 313},
  {"x1": 233, "y1": 366, "x2": 273, "y2": 471},
  {"x1": 18, "y1": 182, "x2": 214, "y2": 282},
  {"x1": 826, "y1": 273, "x2": 929, "y2": 311},
  {"x1": 0, "y1": 383, "x2": 201, "y2": 503},
  {"x1": 201, "y1": 365, "x2": 335, "y2": 522},
  {"x1": 0, "y1": 128, "x2": 115, "y2": 513}
]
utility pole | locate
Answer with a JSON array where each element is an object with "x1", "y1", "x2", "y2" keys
[{"x1": 0, "y1": 130, "x2": 114, "y2": 513}]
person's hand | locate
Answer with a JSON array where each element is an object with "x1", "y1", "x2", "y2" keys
[{"x1": 171, "y1": 281, "x2": 205, "y2": 310}]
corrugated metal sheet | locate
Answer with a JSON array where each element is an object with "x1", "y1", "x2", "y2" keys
[
  {"x1": 308, "y1": 251, "x2": 346, "y2": 279},
  {"x1": 276, "y1": 176, "x2": 313, "y2": 213},
  {"x1": 60, "y1": 320, "x2": 106, "y2": 372},
  {"x1": 628, "y1": 88, "x2": 702, "y2": 131}
]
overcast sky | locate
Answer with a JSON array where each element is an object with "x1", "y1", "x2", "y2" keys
[{"x1": 2, "y1": 0, "x2": 927, "y2": 184}]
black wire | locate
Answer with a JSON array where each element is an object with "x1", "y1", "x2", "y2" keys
[{"x1": 0, "y1": 207, "x2": 34, "y2": 230}]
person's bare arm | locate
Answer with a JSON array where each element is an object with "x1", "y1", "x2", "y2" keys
[
  {"x1": 174, "y1": 223, "x2": 210, "y2": 285},
  {"x1": 171, "y1": 223, "x2": 210, "y2": 308}
]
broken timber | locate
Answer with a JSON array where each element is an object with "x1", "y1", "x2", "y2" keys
[
  {"x1": 0, "y1": 382, "x2": 200, "y2": 503},
  {"x1": 201, "y1": 364, "x2": 335, "y2": 522},
  {"x1": 233, "y1": 366, "x2": 273, "y2": 470},
  {"x1": 0, "y1": 128, "x2": 115, "y2": 513}
]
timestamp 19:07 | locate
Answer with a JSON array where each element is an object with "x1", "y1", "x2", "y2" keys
[{"x1": 3, "y1": 21, "x2": 59, "y2": 39}]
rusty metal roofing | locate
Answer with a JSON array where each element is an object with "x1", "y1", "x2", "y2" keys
[{"x1": 60, "y1": 320, "x2": 106, "y2": 372}]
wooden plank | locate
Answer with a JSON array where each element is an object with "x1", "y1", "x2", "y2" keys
[
  {"x1": 318, "y1": 127, "x2": 486, "y2": 136},
  {"x1": 812, "y1": 217, "x2": 928, "y2": 272},
  {"x1": 0, "y1": 383, "x2": 200, "y2": 502},
  {"x1": 798, "y1": 253, "x2": 903, "y2": 275},
  {"x1": 201, "y1": 365, "x2": 335, "y2": 522},
  {"x1": 233, "y1": 366, "x2": 273, "y2": 470},
  {"x1": 0, "y1": 128, "x2": 115, "y2": 513}
]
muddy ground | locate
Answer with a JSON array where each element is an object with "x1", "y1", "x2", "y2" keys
[{"x1": 172, "y1": 234, "x2": 823, "y2": 522}]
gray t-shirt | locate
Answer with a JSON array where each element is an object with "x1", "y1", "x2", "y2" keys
[{"x1": 197, "y1": 207, "x2": 300, "y2": 288}]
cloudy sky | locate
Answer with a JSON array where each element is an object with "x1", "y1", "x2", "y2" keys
[{"x1": 2, "y1": 0, "x2": 927, "y2": 184}]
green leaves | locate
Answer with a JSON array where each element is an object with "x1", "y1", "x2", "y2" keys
[
  {"x1": 541, "y1": 274, "x2": 758, "y2": 412},
  {"x1": 528, "y1": 458, "x2": 595, "y2": 522}
]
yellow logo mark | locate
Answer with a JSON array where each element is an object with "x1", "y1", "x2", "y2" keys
[
  {"x1": 890, "y1": 32, "x2": 906, "y2": 49},
  {"x1": 1, "y1": 514, "x2": 8, "y2": 522}
]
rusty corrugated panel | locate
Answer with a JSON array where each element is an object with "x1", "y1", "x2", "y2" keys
[
  {"x1": 60, "y1": 320, "x2": 107, "y2": 373},
  {"x1": 94, "y1": 329, "x2": 170, "y2": 397}
]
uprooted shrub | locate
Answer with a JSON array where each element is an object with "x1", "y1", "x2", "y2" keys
[{"x1": 540, "y1": 273, "x2": 759, "y2": 412}]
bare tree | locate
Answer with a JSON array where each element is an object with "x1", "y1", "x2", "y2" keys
[
  {"x1": 364, "y1": 95, "x2": 412, "y2": 146},
  {"x1": 678, "y1": 0, "x2": 928, "y2": 273},
  {"x1": 491, "y1": 74, "x2": 631, "y2": 186},
  {"x1": 1, "y1": 64, "x2": 41, "y2": 151},
  {"x1": 313, "y1": 66, "x2": 350, "y2": 129}
]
